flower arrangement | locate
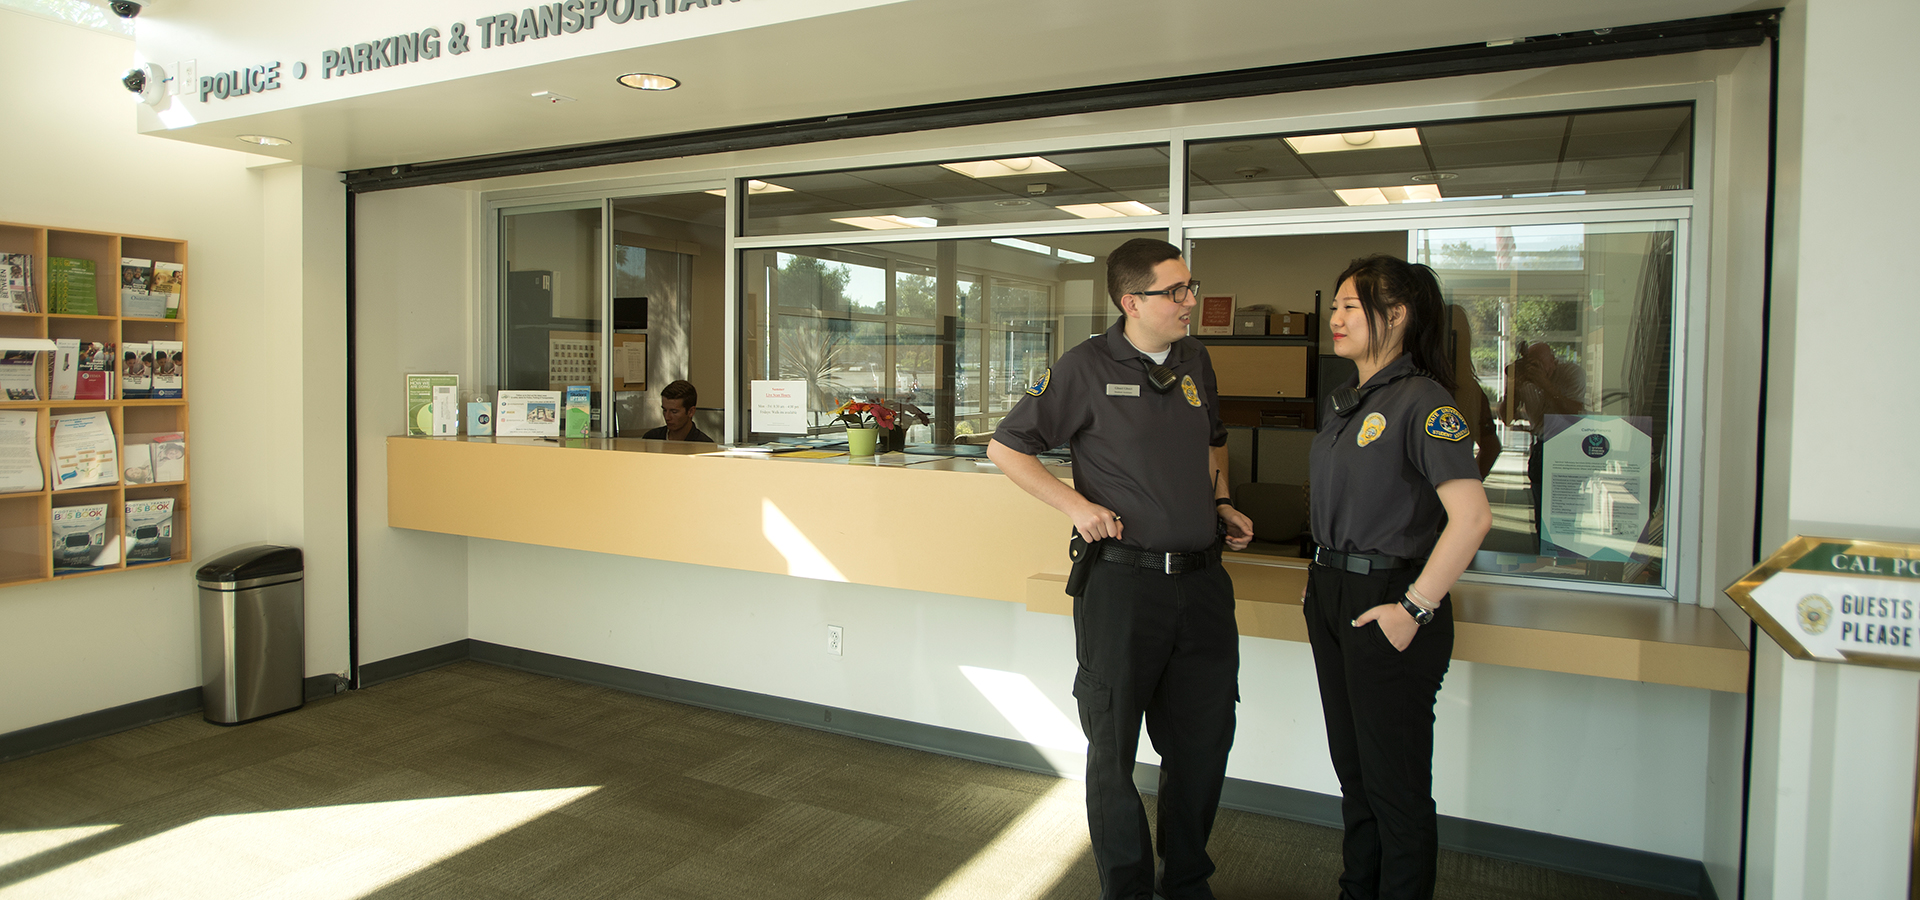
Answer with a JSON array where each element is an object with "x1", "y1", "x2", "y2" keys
[{"x1": 833, "y1": 396, "x2": 931, "y2": 431}]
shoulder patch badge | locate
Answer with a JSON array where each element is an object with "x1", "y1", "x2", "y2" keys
[
  {"x1": 1026, "y1": 369, "x2": 1051, "y2": 397},
  {"x1": 1180, "y1": 374, "x2": 1201, "y2": 407},
  {"x1": 1424, "y1": 406, "x2": 1470, "y2": 441},
  {"x1": 1357, "y1": 412, "x2": 1387, "y2": 447}
]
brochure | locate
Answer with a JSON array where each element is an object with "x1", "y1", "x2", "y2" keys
[
  {"x1": 405, "y1": 374, "x2": 460, "y2": 436},
  {"x1": 52, "y1": 503, "x2": 117, "y2": 572},
  {"x1": 124, "y1": 497, "x2": 175, "y2": 564},
  {"x1": 0, "y1": 253, "x2": 33, "y2": 313},
  {"x1": 50, "y1": 411, "x2": 118, "y2": 490},
  {"x1": 150, "y1": 340, "x2": 181, "y2": 398},
  {"x1": 121, "y1": 342, "x2": 151, "y2": 399},
  {"x1": 0, "y1": 351, "x2": 38, "y2": 400},
  {"x1": 563, "y1": 385, "x2": 591, "y2": 438},
  {"x1": 123, "y1": 442, "x2": 154, "y2": 484},
  {"x1": 47, "y1": 257, "x2": 96, "y2": 315},
  {"x1": 75, "y1": 341, "x2": 113, "y2": 400},
  {"x1": 152, "y1": 262, "x2": 183, "y2": 319},
  {"x1": 496, "y1": 390, "x2": 561, "y2": 437},
  {"x1": 121, "y1": 258, "x2": 165, "y2": 318},
  {"x1": 467, "y1": 400, "x2": 493, "y2": 436},
  {"x1": 150, "y1": 433, "x2": 185, "y2": 483},
  {"x1": 49, "y1": 338, "x2": 78, "y2": 400},
  {"x1": 0, "y1": 411, "x2": 43, "y2": 493}
]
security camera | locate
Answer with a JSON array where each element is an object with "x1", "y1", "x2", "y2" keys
[
  {"x1": 121, "y1": 63, "x2": 166, "y2": 106},
  {"x1": 108, "y1": 0, "x2": 141, "y2": 18}
]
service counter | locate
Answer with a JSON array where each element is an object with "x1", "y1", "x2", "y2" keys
[{"x1": 387, "y1": 435, "x2": 1748, "y2": 694}]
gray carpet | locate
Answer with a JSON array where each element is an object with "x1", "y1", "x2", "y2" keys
[{"x1": 0, "y1": 661, "x2": 1684, "y2": 898}]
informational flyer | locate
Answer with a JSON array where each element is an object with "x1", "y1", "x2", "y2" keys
[
  {"x1": 496, "y1": 390, "x2": 561, "y2": 437},
  {"x1": 1539, "y1": 414, "x2": 1653, "y2": 561},
  {"x1": 0, "y1": 411, "x2": 43, "y2": 493},
  {"x1": 50, "y1": 411, "x2": 118, "y2": 491},
  {"x1": 405, "y1": 374, "x2": 459, "y2": 436},
  {"x1": 749, "y1": 380, "x2": 808, "y2": 435}
]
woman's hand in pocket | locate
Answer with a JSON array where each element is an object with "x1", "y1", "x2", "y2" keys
[{"x1": 1353, "y1": 603, "x2": 1418, "y2": 651}]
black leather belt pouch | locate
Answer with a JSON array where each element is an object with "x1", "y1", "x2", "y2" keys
[{"x1": 1066, "y1": 532, "x2": 1097, "y2": 597}]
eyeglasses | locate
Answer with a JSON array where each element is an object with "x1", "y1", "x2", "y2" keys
[{"x1": 1133, "y1": 281, "x2": 1201, "y2": 302}]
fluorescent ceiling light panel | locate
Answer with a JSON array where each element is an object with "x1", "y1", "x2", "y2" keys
[
  {"x1": 831, "y1": 215, "x2": 938, "y2": 230},
  {"x1": 1335, "y1": 184, "x2": 1443, "y2": 206},
  {"x1": 938, "y1": 157, "x2": 1066, "y2": 179},
  {"x1": 705, "y1": 180, "x2": 792, "y2": 197},
  {"x1": 993, "y1": 238, "x2": 1053, "y2": 255},
  {"x1": 1057, "y1": 249, "x2": 1096, "y2": 263},
  {"x1": 1055, "y1": 201, "x2": 1163, "y2": 219},
  {"x1": 1285, "y1": 128, "x2": 1422, "y2": 154}
]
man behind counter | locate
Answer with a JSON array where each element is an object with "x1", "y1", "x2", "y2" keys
[
  {"x1": 641, "y1": 380, "x2": 714, "y2": 443},
  {"x1": 988, "y1": 238, "x2": 1253, "y2": 900}
]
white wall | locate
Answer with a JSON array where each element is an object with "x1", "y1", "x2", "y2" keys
[
  {"x1": 0, "y1": 9, "x2": 348, "y2": 733},
  {"x1": 1744, "y1": 0, "x2": 1920, "y2": 897}
]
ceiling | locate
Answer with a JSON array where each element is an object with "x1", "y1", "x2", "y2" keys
[{"x1": 139, "y1": 0, "x2": 1769, "y2": 176}]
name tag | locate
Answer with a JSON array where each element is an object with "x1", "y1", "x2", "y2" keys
[{"x1": 1106, "y1": 384, "x2": 1141, "y2": 397}]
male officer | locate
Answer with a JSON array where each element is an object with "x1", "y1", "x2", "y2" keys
[
  {"x1": 642, "y1": 379, "x2": 714, "y2": 442},
  {"x1": 988, "y1": 238, "x2": 1253, "y2": 900}
]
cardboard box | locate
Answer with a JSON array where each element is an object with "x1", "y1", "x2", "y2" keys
[
  {"x1": 1270, "y1": 311, "x2": 1316, "y2": 336},
  {"x1": 1232, "y1": 315, "x2": 1268, "y2": 335},
  {"x1": 1209, "y1": 345, "x2": 1311, "y2": 397}
]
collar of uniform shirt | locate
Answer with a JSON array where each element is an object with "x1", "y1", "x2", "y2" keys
[{"x1": 1102, "y1": 320, "x2": 1196, "y2": 365}]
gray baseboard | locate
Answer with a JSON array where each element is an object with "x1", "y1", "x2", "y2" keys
[{"x1": 0, "y1": 641, "x2": 1716, "y2": 899}]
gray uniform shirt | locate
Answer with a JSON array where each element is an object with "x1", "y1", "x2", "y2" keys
[
  {"x1": 995, "y1": 320, "x2": 1228, "y2": 553},
  {"x1": 1309, "y1": 353, "x2": 1479, "y2": 559}
]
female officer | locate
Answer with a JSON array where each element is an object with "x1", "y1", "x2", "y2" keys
[{"x1": 1306, "y1": 254, "x2": 1491, "y2": 900}]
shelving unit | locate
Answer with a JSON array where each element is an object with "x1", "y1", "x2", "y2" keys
[{"x1": 0, "y1": 221, "x2": 190, "y2": 587}]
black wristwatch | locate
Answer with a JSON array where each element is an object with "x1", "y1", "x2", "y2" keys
[
  {"x1": 1214, "y1": 498, "x2": 1234, "y2": 509},
  {"x1": 1399, "y1": 596, "x2": 1434, "y2": 626}
]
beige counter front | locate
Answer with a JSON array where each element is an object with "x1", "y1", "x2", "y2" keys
[{"x1": 388, "y1": 436, "x2": 1748, "y2": 693}]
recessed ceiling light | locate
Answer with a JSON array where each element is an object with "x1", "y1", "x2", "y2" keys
[
  {"x1": 1409, "y1": 172, "x2": 1459, "y2": 182},
  {"x1": 1285, "y1": 128, "x2": 1421, "y2": 155},
  {"x1": 939, "y1": 157, "x2": 1066, "y2": 179},
  {"x1": 1335, "y1": 184, "x2": 1443, "y2": 206},
  {"x1": 704, "y1": 180, "x2": 792, "y2": 197},
  {"x1": 617, "y1": 72, "x2": 679, "y2": 91},
  {"x1": 237, "y1": 134, "x2": 291, "y2": 146},
  {"x1": 994, "y1": 199, "x2": 1030, "y2": 208},
  {"x1": 831, "y1": 215, "x2": 938, "y2": 230},
  {"x1": 1056, "y1": 201, "x2": 1162, "y2": 219}
]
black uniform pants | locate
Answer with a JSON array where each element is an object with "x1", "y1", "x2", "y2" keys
[
  {"x1": 1073, "y1": 558, "x2": 1238, "y2": 900},
  {"x1": 1304, "y1": 562, "x2": 1453, "y2": 900}
]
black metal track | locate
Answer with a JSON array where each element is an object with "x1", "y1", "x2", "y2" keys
[{"x1": 343, "y1": 8, "x2": 1779, "y2": 193}]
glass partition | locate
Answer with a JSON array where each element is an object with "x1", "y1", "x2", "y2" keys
[
  {"x1": 1419, "y1": 220, "x2": 1679, "y2": 589},
  {"x1": 739, "y1": 230, "x2": 1159, "y2": 447},
  {"x1": 500, "y1": 205, "x2": 605, "y2": 426}
]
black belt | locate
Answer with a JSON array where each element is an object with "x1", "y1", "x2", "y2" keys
[
  {"x1": 1099, "y1": 543, "x2": 1216, "y2": 574},
  {"x1": 1312, "y1": 547, "x2": 1418, "y2": 576}
]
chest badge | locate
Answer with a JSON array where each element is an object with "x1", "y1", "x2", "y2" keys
[
  {"x1": 1026, "y1": 369, "x2": 1050, "y2": 397},
  {"x1": 1356, "y1": 412, "x2": 1387, "y2": 447},
  {"x1": 1424, "y1": 406, "x2": 1469, "y2": 441},
  {"x1": 1180, "y1": 375, "x2": 1201, "y2": 407}
]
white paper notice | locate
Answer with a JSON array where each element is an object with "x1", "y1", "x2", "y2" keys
[
  {"x1": 750, "y1": 380, "x2": 809, "y2": 435},
  {"x1": 0, "y1": 411, "x2": 43, "y2": 493},
  {"x1": 51, "y1": 411, "x2": 118, "y2": 491},
  {"x1": 1539, "y1": 414, "x2": 1653, "y2": 561}
]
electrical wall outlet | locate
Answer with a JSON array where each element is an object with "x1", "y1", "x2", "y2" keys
[{"x1": 826, "y1": 624, "x2": 843, "y2": 656}]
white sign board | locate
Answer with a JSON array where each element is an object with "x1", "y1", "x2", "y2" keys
[
  {"x1": 1728, "y1": 537, "x2": 1920, "y2": 670},
  {"x1": 749, "y1": 380, "x2": 808, "y2": 435},
  {"x1": 1539, "y1": 414, "x2": 1653, "y2": 561}
]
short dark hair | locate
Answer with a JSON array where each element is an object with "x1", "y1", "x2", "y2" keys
[
  {"x1": 1105, "y1": 238, "x2": 1182, "y2": 313},
  {"x1": 660, "y1": 379, "x2": 697, "y2": 408},
  {"x1": 1334, "y1": 254, "x2": 1455, "y2": 391}
]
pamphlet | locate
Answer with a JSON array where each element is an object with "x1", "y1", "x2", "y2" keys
[
  {"x1": 75, "y1": 341, "x2": 113, "y2": 400},
  {"x1": 0, "y1": 351, "x2": 38, "y2": 400},
  {"x1": 150, "y1": 433, "x2": 185, "y2": 483},
  {"x1": 123, "y1": 442, "x2": 154, "y2": 484},
  {"x1": 50, "y1": 411, "x2": 118, "y2": 490},
  {"x1": 47, "y1": 257, "x2": 96, "y2": 315},
  {"x1": 0, "y1": 253, "x2": 33, "y2": 313},
  {"x1": 0, "y1": 411, "x2": 43, "y2": 493},
  {"x1": 405, "y1": 374, "x2": 460, "y2": 436},
  {"x1": 467, "y1": 400, "x2": 493, "y2": 436},
  {"x1": 52, "y1": 503, "x2": 117, "y2": 572},
  {"x1": 152, "y1": 262, "x2": 184, "y2": 319},
  {"x1": 563, "y1": 385, "x2": 591, "y2": 438},
  {"x1": 150, "y1": 340, "x2": 181, "y2": 398},
  {"x1": 121, "y1": 342, "x2": 151, "y2": 399},
  {"x1": 124, "y1": 497, "x2": 175, "y2": 564},
  {"x1": 121, "y1": 258, "x2": 165, "y2": 318},
  {"x1": 496, "y1": 390, "x2": 561, "y2": 437},
  {"x1": 49, "y1": 338, "x2": 78, "y2": 400}
]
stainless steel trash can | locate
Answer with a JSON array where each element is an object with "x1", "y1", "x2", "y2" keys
[{"x1": 198, "y1": 545, "x2": 304, "y2": 725}]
